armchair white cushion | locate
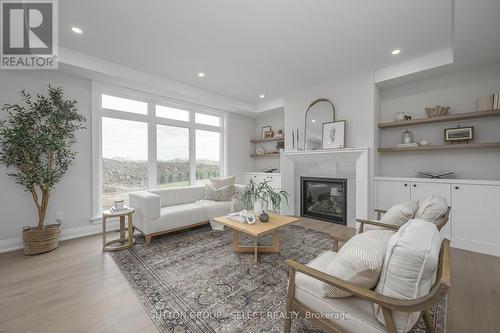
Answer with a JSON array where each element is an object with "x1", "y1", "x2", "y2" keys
[
  {"x1": 414, "y1": 195, "x2": 448, "y2": 223},
  {"x1": 322, "y1": 230, "x2": 394, "y2": 298},
  {"x1": 380, "y1": 200, "x2": 419, "y2": 227},
  {"x1": 295, "y1": 251, "x2": 387, "y2": 333},
  {"x1": 374, "y1": 219, "x2": 442, "y2": 333}
]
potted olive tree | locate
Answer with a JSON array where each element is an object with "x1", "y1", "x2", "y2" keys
[{"x1": 0, "y1": 86, "x2": 86, "y2": 255}]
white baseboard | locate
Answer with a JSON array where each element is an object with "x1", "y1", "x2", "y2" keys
[
  {"x1": 0, "y1": 221, "x2": 120, "y2": 254},
  {"x1": 451, "y1": 237, "x2": 500, "y2": 257}
]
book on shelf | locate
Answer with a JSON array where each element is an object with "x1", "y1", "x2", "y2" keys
[
  {"x1": 397, "y1": 143, "x2": 419, "y2": 148},
  {"x1": 476, "y1": 93, "x2": 500, "y2": 111}
]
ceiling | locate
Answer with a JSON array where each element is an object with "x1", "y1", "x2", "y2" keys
[{"x1": 58, "y1": 0, "x2": 499, "y2": 105}]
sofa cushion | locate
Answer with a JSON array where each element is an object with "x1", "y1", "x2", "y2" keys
[
  {"x1": 210, "y1": 176, "x2": 235, "y2": 190},
  {"x1": 322, "y1": 230, "x2": 394, "y2": 298},
  {"x1": 142, "y1": 203, "x2": 208, "y2": 234},
  {"x1": 204, "y1": 184, "x2": 234, "y2": 201},
  {"x1": 380, "y1": 200, "x2": 419, "y2": 227},
  {"x1": 374, "y1": 219, "x2": 442, "y2": 333},
  {"x1": 414, "y1": 195, "x2": 448, "y2": 223},
  {"x1": 295, "y1": 251, "x2": 386, "y2": 333}
]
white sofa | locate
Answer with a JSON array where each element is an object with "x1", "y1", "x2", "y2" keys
[{"x1": 130, "y1": 184, "x2": 246, "y2": 246}]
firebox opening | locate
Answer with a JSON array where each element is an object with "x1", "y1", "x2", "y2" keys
[{"x1": 300, "y1": 177, "x2": 347, "y2": 225}]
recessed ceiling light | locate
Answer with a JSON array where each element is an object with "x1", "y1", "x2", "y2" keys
[
  {"x1": 198, "y1": 72, "x2": 205, "y2": 77},
  {"x1": 259, "y1": 94, "x2": 265, "y2": 99},
  {"x1": 391, "y1": 49, "x2": 401, "y2": 55},
  {"x1": 71, "y1": 26, "x2": 83, "y2": 34},
  {"x1": 311, "y1": 119, "x2": 316, "y2": 123}
]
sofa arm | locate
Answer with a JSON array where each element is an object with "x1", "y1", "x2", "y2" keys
[
  {"x1": 234, "y1": 184, "x2": 247, "y2": 194},
  {"x1": 129, "y1": 191, "x2": 161, "y2": 231}
]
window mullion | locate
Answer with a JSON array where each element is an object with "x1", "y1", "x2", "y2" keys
[
  {"x1": 189, "y1": 124, "x2": 196, "y2": 186},
  {"x1": 147, "y1": 102, "x2": 157, "y2": 189}
]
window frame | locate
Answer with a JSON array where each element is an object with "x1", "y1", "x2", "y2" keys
[{"x1": 92, "y1": 82, "x2": 227, "y2": 219}]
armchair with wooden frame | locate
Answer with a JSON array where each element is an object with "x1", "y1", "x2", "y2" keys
[{"x1": 284, "y1": 209, "x2": 451, "y2": 333}]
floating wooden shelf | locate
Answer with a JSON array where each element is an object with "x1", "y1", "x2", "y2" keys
[
  {"x1": 378, "y1": 142, "x2": 500, "y2": 153},
  {"x1": 250, "y1": 152, "x2": 280, "y2": 158},
  {"x1": 378, "y1": 109, "x2": 500, "y2": 129},
  {"x1": 250, "y1": 137, "x2": 284, "y2": 143}
]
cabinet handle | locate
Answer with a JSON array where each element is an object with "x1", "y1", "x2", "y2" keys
[
  {"x1": 455, "y1": 186, "x2": 459, "y2": 190},
  {"x1": 404, "y1": 183, "x2": 408, "y2": 187},
  {"x1": 413, "y1": 184, "x2": 417, "y2": 187}
]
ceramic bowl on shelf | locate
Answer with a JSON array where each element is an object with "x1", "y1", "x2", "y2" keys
[{"x1": 425, "y1": 105, "x2": 450, "y2": 117}]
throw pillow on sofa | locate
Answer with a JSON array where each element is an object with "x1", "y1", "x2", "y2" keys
[
  {"x1": 204, "y1": 184, "x2": 234, "y2": 201},
  {"x1": 414, "y1": 195, "x2": 448, "y2": 223},
  {"x1": 210, "y1": 176, "x2": 235, "y2": 190},
  {"x1": 322, "y1": 230, "x2": 394, "y2": 298},
  {"x1": 374, "y1": 219, "x2": 442, "y2": 333}
]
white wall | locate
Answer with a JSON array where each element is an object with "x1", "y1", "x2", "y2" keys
[
  {"x1": 254, "y1": 108, "x2": 284, "y2": 172},
  {"x1": 283, "y1": 72, "x2": 376, "y2": 151},
  {"x1": 0, "y1": 70, "x2": 255, "y2": 250},
  {"x1": 379, "y1": 62, "x2": 500, "y2": 180},
  {"x1": 227, "y1": 113, "x2": 256, "y2": 182}
]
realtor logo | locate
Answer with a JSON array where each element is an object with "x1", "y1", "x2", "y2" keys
[{"x1": 1, "y1": 0, "x2": 58, "y2": 69}]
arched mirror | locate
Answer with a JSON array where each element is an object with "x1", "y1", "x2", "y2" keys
[{"x1": 304, "y1": 98, "x2": 335, "y2": 150}]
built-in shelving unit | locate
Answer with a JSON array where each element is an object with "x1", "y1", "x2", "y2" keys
[
  {"x1": 378, "y1": 109, "x2": 500, "y2": 129},
  {"x1": 378, "y1": 142, "x2": 500, "y2": 153},
  {"x1": 250, "y1": 137, "x2": 284, "y2": 143},
  {"x1": 249, "y1": 152, "x2": 280, "y2": 158},
  {"x1": 378, "y1": 109, "x2": 500, "y2": 153}
]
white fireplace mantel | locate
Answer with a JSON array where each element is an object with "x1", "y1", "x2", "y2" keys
[{"x1": 280, "y1": 147, "x2": 370, "y2": 228}]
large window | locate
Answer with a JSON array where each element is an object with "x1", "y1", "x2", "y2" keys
[{"x1": 94, "y1": 84, "x2": 226, "y2": 214}]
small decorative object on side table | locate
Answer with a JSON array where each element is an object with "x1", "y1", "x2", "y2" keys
[
  {"x1": 102, "y1": 207, "x2": 135, "y2": 251},
  {"x1": 259, "y1": 211, "x2": 269, "y2": 222}
]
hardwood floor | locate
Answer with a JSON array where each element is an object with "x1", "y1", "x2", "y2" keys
[
  {"x1": 0, "y1": 221, "x2": 499, "y2": 333},
  {"x1": 0, "y1": 233, "x2": 156, "y2": 333}
]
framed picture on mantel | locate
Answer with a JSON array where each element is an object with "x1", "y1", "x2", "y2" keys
[{"x1": 322, "y1": 120, "x2": 346, "y2": 149}]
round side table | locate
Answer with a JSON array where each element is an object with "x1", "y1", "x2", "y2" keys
[{"x1": 102, "y1": 208, "x2": 135, "y2": 251}]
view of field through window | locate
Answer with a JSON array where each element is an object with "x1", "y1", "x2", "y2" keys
[{"x1": 101, "y1": 99, "x2": 222, "y2": 209}]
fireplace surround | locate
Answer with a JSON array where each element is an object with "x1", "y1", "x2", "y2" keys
[{"x1": 300, "y1": 176, "x2": 347, "y2": 224}]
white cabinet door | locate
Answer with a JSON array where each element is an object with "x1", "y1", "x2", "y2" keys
[
  {"x1": 410, "y1": 182, "x2": 452, "y2": 239},
  {"x1": 376, "y1": 180, "x2": 411, "y2": 210},
  {"x1": 452, "y1": 184, "x2": 500, "y2": 255}
]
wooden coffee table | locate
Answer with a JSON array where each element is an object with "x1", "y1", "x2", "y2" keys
[{"x1": 213, "y1": 212, "x2": 298, "y2": 263}]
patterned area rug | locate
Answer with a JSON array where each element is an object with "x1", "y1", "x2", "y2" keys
[{"x1": 110, "y1": 224, "x2": 446, "y2": 333}]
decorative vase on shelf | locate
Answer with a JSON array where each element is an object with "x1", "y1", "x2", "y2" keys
[
  {"x1": 395, "y1": 112, "x2": 406, "y2": 122},
  {"x1": 402, "y1": 129, "x2": 414, "y2": 144}
]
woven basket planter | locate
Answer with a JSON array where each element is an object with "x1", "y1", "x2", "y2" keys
[{"x1": 22, "y1": 224, "x2": 61, "y2": 255}]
